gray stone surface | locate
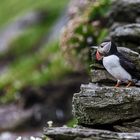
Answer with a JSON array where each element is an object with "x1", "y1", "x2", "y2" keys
[
  {"x1": 110, "y1": 24, "x2": 140, "y2": 50},
  {"x1": 73, "y1": 84, "x2": 140, "y2": 126},
  {"x1": 90, "y1": 69, "x2": 115, "y2": 83},
  {"x1": 109, "y1": 0, "x2": 140, "y2": 23},
  {"x1": 44, "y1": 127, "x2": 140, "y2": 140}
]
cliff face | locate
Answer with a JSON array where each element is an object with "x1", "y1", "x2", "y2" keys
[
  {"x1": 90, "y1": 0, "x2": 140, "y2": 85},
  {"x1": 73, "y1": 0, "x2": 140, "y2": 130},
  {"x1": 73, "y1": 84, "x2": 140, "y2": 132},
  {"x1": 109, "y1": 0, "x2": 140, "y2": 51},
  {"x1": 44, "y1": 0, "x2": 140, "y2": 139},
  {"x1": 72, "y1": 0, "x2": 140, "y2": 134}
]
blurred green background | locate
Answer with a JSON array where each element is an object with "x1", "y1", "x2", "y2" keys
[
  {"x1": 0, "y1": 0, "x2": 72, "y2": 139},
  {"x1": 0, "y1": 0, "x2": 111, "y2": 139},
  {"x1": 0, "y1": 0, "x2": 70, "y2": 103}
]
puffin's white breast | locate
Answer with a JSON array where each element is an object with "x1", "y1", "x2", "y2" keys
[{"x1": 103, "y1": 55, "x2": 132, "y2": 82}]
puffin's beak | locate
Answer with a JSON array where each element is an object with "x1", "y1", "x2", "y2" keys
[{"x1": 96, "y1": 50, "x2": 103, "y2": 61}]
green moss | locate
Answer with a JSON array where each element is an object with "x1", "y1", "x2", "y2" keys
[
  {"x1": 42, "y1": 137, "x2": 51, "y2": 140},
  {"x1": 66, "y1": 118, "x2": 78, "y2": 128}
]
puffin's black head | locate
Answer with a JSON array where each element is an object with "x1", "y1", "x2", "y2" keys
[{"x1": 96, "y1": 41, "x2": 118, "y2": 61}]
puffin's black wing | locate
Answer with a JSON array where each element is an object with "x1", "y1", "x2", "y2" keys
[{"x1": 116, "y1": 52, "x2": 140, "y2": 79}]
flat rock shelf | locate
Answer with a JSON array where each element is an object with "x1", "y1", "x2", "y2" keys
[
  {"x1": 72, "y1": 83, "x2": 140, "y2": 132},
  {"x1": 44, "y1": 127, "x2": 140, "y2": 140}
]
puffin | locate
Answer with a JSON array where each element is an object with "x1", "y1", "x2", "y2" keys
[{"x1": 95, "y1": 41, "x2": 140, "y2": 87}]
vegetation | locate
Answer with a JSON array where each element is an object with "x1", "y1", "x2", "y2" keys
[
  {"x1": 67, "y1": 118, "x2": 78, "y2": 128},
  {"x1": 0, "y1": 42, "x2": 72, "y2": 104},
  {"x1": 0, "y1": 0, "x2": 68, "y2": 27},
  {"x1": 0, "y1": 0, "x2": 69, "y2": 104},
  {"x1": 60, "y1": 0, "x2": 112, "y2": 71},
  {"x1": 0, "y1": 0, "x2": 112, "y2": 104}
]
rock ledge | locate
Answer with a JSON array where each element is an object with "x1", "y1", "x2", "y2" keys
[
  {"x1": 72, "y1": 84, "x2": 140, "y2": 127},
  {"x1": 44, "y1": 127, "x2": 140, "y2": 140}
]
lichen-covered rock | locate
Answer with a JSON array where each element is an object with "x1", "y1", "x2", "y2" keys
[
  {"x1": 110, "y1": 24, "x2": 140, "y2": 50},
  {"x1": 90, "y1": 69, "x2": 115, "y2": 83},
  {"x1": 73, "y1": 83, "x2": 140, "y2": 126},
  {"x1": 44, "y1": 126, "x2": 140, "y2": 140},
  {"x1": 109, "y1": 0, "x2": 140, "y2": 23}
]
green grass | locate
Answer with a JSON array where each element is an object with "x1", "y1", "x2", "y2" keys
[{"x1": 0, "y1": 0, "x2": 68, "y2": 27}]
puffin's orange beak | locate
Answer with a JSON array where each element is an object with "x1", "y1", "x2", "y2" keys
[{"x1": 96, "y1": 50, "x2": 103, "y2": 61}]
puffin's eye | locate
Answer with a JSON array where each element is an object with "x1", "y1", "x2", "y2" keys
[{"x1": 100, "y1": 45, "x2": 103, "y2": 48}]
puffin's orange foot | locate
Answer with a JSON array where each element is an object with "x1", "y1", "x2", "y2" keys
[{"x1": 126, "y1": 81, "x2": 132, "y2": 88}]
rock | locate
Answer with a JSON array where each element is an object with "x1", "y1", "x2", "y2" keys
[
  {"x1": 110, "y1": 24, "x2": 140, "y2": 50},
  {"x1": 72, "y1": 84, "x2": 140, "y2": 126},
  {"x1": 109, "y1": 0, "x2": 140, "y2": 23},
  {"x1": 114, "y1": 125, "x2": 140, "y2": 133},
  {"x1": 90, "y1": 69, "x2": 115, "y2": 84},
  {"x1": 0, "y1": 130, "x2": 42, "y2": 140},
  {"x1": 0, "y1": 104, "x2": 33, "y2": 131},
  {"x1": 44, "y1": 126, "x2": 140, "y2": 140},
  {"x1": 123, "y1": 119, "x2": 140, "y2": 128}
]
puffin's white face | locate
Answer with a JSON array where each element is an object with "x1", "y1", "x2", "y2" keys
[{"x1": 96, "y1": 41, "x2": 111, "y2": 60}]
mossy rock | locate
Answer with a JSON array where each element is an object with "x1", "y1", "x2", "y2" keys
[{"x1": 73, "y1": 83, "x2": 140, "y2": 126}]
